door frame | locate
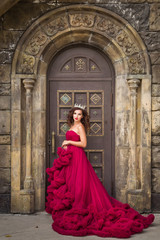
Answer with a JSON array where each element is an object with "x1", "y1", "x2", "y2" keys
[{"x1": 46, "y1": 44, "x2": 116, "y2": 196}]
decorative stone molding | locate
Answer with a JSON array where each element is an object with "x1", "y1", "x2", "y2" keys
[
  {"x1": 43, "y1": 16, "x2": 68, "y2": 36},
  {"x1": 128, "y1": 53, "x2": 145, "y2": 74},
  {"x1": 18, "y1": 53, "x2": 35, "y2": 74},
  {"x1": 69, "y1": 14, "x2": 95, "y2": 27},
  {"x1": 25, "y1": 32, "x2": 47, "y2": 56},
  {"x1": 95, "y1": 16, "x2": 121, "y2": 37},
  {"x1": 128, "y1": 79, "x2": 140, "y2": 97},
  {"x1": 116, "y1": 31, "x2": 139, "y2": 56},
  {"x1": 12, "y1": 6, "x2": 150, "y2": 76}
]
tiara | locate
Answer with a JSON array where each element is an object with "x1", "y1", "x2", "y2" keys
[{"x1": 74, "y1": 103, "x2": 86, "y2": 110}]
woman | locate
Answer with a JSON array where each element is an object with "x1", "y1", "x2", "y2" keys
[{"x1": 46, "y1": 104, "x2": 154, "y2": 238}]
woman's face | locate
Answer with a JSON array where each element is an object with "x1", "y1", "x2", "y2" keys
[{"x1": 73, "y1": 109, "x2": 83, "y2": 123}]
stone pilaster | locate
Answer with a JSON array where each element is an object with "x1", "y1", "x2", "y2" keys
[
  {"x1": 20, "y1": 79, "x2": 35, "y2": 213},
  {"x1": 127, "y1": 79, "x2": 140, "y2": 190}
]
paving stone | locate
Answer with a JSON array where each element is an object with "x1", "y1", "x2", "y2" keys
[{"x1": 0, "y1": 194, "x2": 10, "y2": 213}]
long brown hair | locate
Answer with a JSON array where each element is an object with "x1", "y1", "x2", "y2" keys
[{"x1": 67, "y1": 107, "x2": 90, "y2": 132}]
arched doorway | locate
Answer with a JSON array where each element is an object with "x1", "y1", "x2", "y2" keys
[
  {"x1": 46, "y1": 45, "x2": 115, "y2": 196},
  {"x1": 11, "y1": 5, "x2": 152, "y2": 213}
]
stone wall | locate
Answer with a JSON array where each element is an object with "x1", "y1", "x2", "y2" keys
[
  {"x1": 0, "y1": 0, "x2": 160, "y2": 212},
  {"x1": 0, "y1": 64, "x2": 11, "y2": 212}
]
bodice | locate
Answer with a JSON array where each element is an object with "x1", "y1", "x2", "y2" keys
[{"x1": 66, "y1": 130, "x2": 80, "y2": 141}]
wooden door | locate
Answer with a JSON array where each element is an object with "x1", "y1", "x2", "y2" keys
[{"x1": 47, "y1": 46, "x2": 115, "y2": 196}]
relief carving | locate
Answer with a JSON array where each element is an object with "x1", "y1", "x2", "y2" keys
[
  {"x1": 128, "y1": 54, "x2": 145, "y2": 74},
  {"x1": 19, "y1": 54, "x2": 35, "y2": 74},
  {"x1": 116, "y1": 31, "x2": 139, "y2": 56},
  {"x1": 95, "y1": 16, "x2": 121, "y2": 37},
  {"x1": 25, "y1": 32, "x2": 47, "y2": 56},
  {"x1": 44, "y1": 17, "x2": 68, "y2": 36},
  {"x1": 69, "y1": 14, "x2": 95, "y2": 28}
]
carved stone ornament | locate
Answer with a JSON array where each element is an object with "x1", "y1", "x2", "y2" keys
[
  {"x1": 43, "y1": 16, "x2": 68, "y2": 36},
  {"x1": 116, "y1": 31, "x2": 139, "y2": 56},
  {"x1": 19, "y1": 53, "x2": 35, "y2": 74},
  {"x1": 128, "y1": 53, "x2": 145, "y2": 74},
  {"x1": 69, "y1": 14, "x2": 95, "y2": 28},
  {"x1": 95, "y1": 16, "x2": 121, "y2": 37},
  {"x1": 127, "y1": 79, "x2": 140, "y2": 96},
  {"x1": 25, "y1": 32, "x2": 47, "y2": 56}
]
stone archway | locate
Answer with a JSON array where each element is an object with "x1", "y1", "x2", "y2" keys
[{"x1": 11, "y1": 5, "x2": 152, "y2": 213}]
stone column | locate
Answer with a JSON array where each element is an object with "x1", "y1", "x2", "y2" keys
[
  {"x1": 127, "y1": 79, "x2": 140, "y2": 190},
  {"x1": 20, "y1": 79, "x2": 35, "y2": 213}
]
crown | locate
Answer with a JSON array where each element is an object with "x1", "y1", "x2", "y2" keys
[{"x1": 74, "y1": 103, "x2": 86, "y2": 110}]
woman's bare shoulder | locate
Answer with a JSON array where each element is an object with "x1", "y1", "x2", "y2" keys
[{"x1": 78, "y1": 124, "x2": 85, "y2": 132}]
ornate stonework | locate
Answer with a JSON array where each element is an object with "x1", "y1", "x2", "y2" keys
[
  {"x1": 116, "y1": 31, "x2": 139, "y2": 56},
  {"x1": 19, "y1": 53, "x2": 35, "y2": 74},
  {"x1": 43, "y1": 16, "x2": 68, "y2": 36},
  {"x1": 95, "y1": 16, "x2": 121, "y2": 37},
  {"x1": 25, "y1": 31, "x2": 47, "y2": 56},
  {"x1": 15, "y1": 9, "x2": 148, "y2": 75},
  {"x1": 69, "y1": 14, "x2": 95, "y2": 27},
  {"x1": 11, "y1": 5, "x2": 151, "y2": 214},
  {"x1": 128, "y1": 53, "x2": 145, "y2": 74}
]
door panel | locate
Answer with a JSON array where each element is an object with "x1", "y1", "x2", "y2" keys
[{"x1": 47, "y1": 46, "x2": 115, "y2": 196}]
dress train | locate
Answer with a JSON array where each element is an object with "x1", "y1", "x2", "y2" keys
[{"x1": 46, "y1": 130, "x2": 154, "y2": 238}]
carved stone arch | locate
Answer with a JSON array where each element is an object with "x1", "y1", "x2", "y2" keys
[{"x1": 11, "y1": 5, "x2": 152, "y2": 213}]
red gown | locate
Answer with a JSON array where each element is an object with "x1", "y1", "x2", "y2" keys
[{"x1": 46, "y1": 130, "x2": 154, "y2": 238}]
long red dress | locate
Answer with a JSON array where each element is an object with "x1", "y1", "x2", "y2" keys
[{"x1": 46, "y1": 130, "x2": 154, "y2": 238}]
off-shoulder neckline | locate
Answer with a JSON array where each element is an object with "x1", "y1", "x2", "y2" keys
[{"x1": 68, "y1": 130, "x2": 80, "y2": 136}]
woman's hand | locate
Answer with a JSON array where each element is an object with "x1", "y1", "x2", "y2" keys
[
  {"x1": 61, "y1": 140, "x2": 70, "y2": 148},
  {"x1": 62, "y1": 145, "x2": 68, "y2": 150}
]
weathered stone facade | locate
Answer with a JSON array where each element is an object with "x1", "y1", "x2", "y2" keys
[{"x1": 0, "y1": 0, "x2": 160, "y2": 213}]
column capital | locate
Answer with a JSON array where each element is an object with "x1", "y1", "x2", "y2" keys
[
  {"x1": 127, "y1": 78, "x2": 140, "y2": 89},
  {"x1": 127, "y1": 79, "x2": 140, "y2": 96},
  {"x1": 23, "y1": 79, "x2": 35, "y2": 90}
]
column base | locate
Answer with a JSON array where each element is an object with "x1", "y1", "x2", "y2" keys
[
  {"x1": 127, "y1": 189, "x2": 145, "y2": 213},
  {"x1": 20, "y1": 189, "x2": 35, "y2": 213}
]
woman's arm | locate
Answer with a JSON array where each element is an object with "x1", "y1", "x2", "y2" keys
[{"x1": 62, "y1": 125, "x2": 87, "y2": 148}]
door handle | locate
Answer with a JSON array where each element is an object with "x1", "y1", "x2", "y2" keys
[{"x1": 52, "y1": 131, "x2": 55, "y2": 153}]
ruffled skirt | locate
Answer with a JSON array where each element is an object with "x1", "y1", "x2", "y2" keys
[{"x1": 46, "y1": 146, "x2": 154, "y2": 238}]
